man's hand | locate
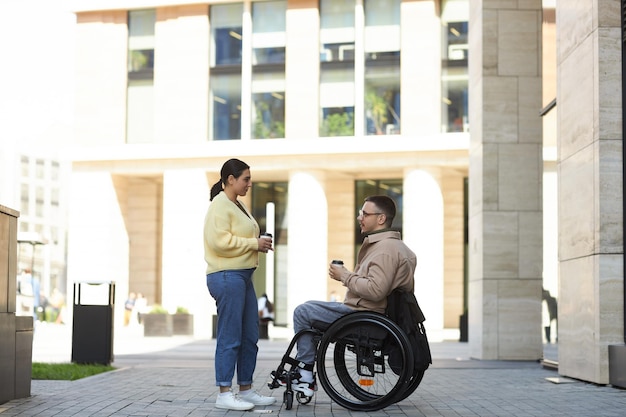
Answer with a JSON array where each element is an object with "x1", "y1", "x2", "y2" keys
[{"x1": 329, "y1": 263, "x2": 345, "y2": 281}]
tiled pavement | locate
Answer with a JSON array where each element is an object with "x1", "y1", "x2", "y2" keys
[{"x1": 1, "y1": 323, "x2": 625, "y2": 416}]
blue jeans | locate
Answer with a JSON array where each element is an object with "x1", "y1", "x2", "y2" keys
[
  {"x1": 207, "y1": 268, "x2": 259, "y2": 387},
  {"x1": 293, "y1": 300, "x2": 354, "y2": 365}
]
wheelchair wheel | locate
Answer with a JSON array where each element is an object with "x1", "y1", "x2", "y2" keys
[
  {"x1": 393, "y1": 369, "x2": 425, "y2": 402},
  {"x1": 316, "y1": 312, "x2": 414, "y2": 411}
]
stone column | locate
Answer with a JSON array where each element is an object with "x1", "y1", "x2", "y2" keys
[
  {"x1": 161, "y1": 169, "x2": 210, "y2": 338},
  {"x1": 468, "y1": 2, "x2": 543, "y2": 359},
  {"x1": 557, "y1": 0, "x2": 623, "y2": 384},
  {"x1": 286, "y1": 171, "x2": 328, "y2": 325},
  {"x1": 403, "y1": 168, "x2": 444, "y2": 339}
]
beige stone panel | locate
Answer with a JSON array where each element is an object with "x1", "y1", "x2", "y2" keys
[
  {"x1": 469, "y1": 278, "x2": 498, "y2": 359},
  {"x1": 558, "y1": 25, "x2": 594, "y2": 162},
  {"x1": 498, "y1": 143, "x2": 542, "y2": 211},
  {"x1": 400, "y1": 0, "x2": 441, "y2": 135},
  {"x1": 597, "y1": 0, "x2": 621, "y2": 27},
  {"x1": 483, "y1": 1, "x2": 518, "y2": 9},
  {"x1": 558, "y1": 144, "x2": 594, "y2": 260},
  {"x1": 482, "y1": 144, "x2": 500, "y2": 209},
  {"x1": 556, "y1": 0, "x2": 593, "y2": 62},
  {"x1": 326, "y1": 178, "x2": 354, "y2": 301},
  {"x1": 154, "y1": 6, "x2": 209, "y2": 144},
  {"x1": 497, "y1": 10, "x2": 540, "y2": 77},
  {"x1": 480, "y1": 9, "x2": 497, "y2": 76},
  {"x1": 126, "y1": 177, "x2": 161, "y2": 305},
  {"x1": 518, "y1": 77, "x2": 542, "y2": 144},
  {"x1": 75, "y1": 11, "x2": 128, "y2": 146},
  {"x1": 285, "y1": 0, "x2": 319, "y2": 139},
  {"x1": 442, "y1": 171, "x2": 465, "y2": 328},
  {"x1": 597, "y1": 28, "x2": 622, "y2": 141},
  {"x1": 596, "y1": 140, "x2": 623, "y2": 254},
  {"x1": 497, "y1": 279, "x2": 542, "y2": 359},
  {"x1": 483, "y1": 211, "x2": 518, "y2": 279},
  {"x1": 468, "y1": 209, "x2": 483, "y2": 281},
  {"x1": 518, "y1": 211, "x2": 542, "y2": 279},
  {"x1": 483, "y1": 76, "x2": 518, "y2": 143},
  {"x1": 559, "y1": 254, "x2": 621, "y2": 384}
]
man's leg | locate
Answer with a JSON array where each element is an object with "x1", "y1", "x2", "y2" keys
[{"x1": 293, "y1": 300, "x2": 354, "y2": 374}]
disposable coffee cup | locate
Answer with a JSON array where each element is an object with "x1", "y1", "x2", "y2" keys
[
  {"x1": 331, "y1": 260, "x2": 343, "y2": 265},
  {"x1": 261, "y1": 233, "x2": 273, "y2": 239}
]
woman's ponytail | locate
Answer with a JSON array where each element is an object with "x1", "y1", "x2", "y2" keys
[{"x1": 210, "y1": 180, "x2": 223, "y2": 201}]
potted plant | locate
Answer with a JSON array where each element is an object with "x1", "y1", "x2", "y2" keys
[
  {"x1": 172, "y1": 306, "x2": 194, "y2": 336},
  {"x1": 142, "y1": 304, "x2": 173, "y2": 337}
]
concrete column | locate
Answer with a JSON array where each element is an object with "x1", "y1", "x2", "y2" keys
[
  {"x1": 286, "y1": 171, "x2": 328, "y2": 325},
  {"x1": 161, "y1": 169, "x2": 211, "y2": 338},
  {"x1": 66, "y1": 172, "x2": 129, "y2": 329},
  {"x1": 557, "y1": 0, "x2": 623, "y2": 384},
  {"x1": 468, "y1": 1, "x2": 543, "y2": 360},
  {"x1": 403, "y1": 168, "x2": 444, "y2": 339}
]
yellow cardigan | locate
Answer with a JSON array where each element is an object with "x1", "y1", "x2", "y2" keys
[{"x1": 204, "y1": 192, "x2": 260, "y2": 274}]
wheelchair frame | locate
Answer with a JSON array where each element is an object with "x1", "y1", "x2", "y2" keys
[{"x1": 268, "y1": 311, "x2": 425, "y2": 411}]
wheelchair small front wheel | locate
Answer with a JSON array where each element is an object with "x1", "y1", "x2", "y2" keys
[
  {"x1": 284, "y1": 390, "x2": 293, "y2": 410},
  {"x1": 296, "y1": 391, "x2": 312, "y2": 405},
  {"x1": 316, "y1": 312, "x2": 414, "y2": 411}
]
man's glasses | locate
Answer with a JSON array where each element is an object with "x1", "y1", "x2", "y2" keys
[{"x1": 358, "y1": 210, "x2": 383, "y2": 217}]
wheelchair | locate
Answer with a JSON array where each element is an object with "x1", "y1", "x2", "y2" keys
[{"x1": 267, "y1": 310, "x2": 426, "y2": 411}]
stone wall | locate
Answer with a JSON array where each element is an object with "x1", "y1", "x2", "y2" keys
[{"x1": 0, "y1": 205, "x2": 33, "y2": 404}]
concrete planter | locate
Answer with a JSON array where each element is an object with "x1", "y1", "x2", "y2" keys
[
  {"x1": 172, "y1": 313, "x2": 194, "y2": 336},
  {"x1": 143, "y1": 313, "x2": 173, "y2": 337}
]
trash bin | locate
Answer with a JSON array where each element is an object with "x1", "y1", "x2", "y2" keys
[{"x1": 71, "y1": 281, "x2": 115, "y2": 365}]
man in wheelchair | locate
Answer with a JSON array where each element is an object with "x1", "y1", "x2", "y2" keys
[{"x1": 287, "y1": 195, "x2": 417, "y2": 399}]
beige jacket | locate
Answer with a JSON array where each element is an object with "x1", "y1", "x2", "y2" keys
[{"x1": 339, "y1": 230, "x2": 416, "y2": 314}]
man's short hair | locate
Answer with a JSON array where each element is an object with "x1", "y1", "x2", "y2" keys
[{"x1": 364, "y1": 195, "x2": 396, "y2": 227}]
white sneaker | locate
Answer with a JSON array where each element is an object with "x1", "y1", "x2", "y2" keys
[
  {"x1": 291, "y1": 380, "x2": 316, "y2": 397},
  {"x1": 215, "y1": 392, "x2": 254, "y2": 411},
  {"x1": 239, "y1": 390, "x2": 276, "y2": 406}
]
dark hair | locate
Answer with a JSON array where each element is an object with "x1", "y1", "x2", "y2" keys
[
  {"x1": 364, "y1": 195, "x2": 396, "y2": 227},
  {"x1": 210, "y1": 158, "x2": 250, "y2": 201}
]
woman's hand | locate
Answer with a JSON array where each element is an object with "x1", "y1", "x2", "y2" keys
[{"x1": 257, "y1": 237, "x2": 273, "y2": 253}]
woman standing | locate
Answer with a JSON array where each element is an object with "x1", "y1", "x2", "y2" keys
[{"x1": 204, "y1": 158, "x2": 276, "y2": 411}]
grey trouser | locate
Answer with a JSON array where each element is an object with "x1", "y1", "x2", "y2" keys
[{"x1": 293, "y1": 300, "x2": 355, "y2": 365}]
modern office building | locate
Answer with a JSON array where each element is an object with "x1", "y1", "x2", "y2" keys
[{"x1": 1, "y1": 0, "x2": 623, "y2": 388}]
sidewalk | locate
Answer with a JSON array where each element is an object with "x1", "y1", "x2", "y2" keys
[{"x1": 1, "y1": 323, "x2": 625, "y2": 416}]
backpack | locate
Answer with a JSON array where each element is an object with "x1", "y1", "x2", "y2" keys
[{"x1": 385, "y1": 289, "x2": 432, "y2": 373}]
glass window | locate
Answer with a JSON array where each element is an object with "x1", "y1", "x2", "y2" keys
[
  {"x1": 364, "y1": 0, "x2": 400, "y2": 55},
  {"x1": 354, "y1": 179, "x2": 403, "y2": 248},
  {"x1": 211, "y1": 4, "x2": 243, "y2": 67},
  {"x1": 365, "y1": 66, "x2": 400, "y2": 135},
  {"x1": 128, "y1": 10, "x2": 155, "y2": 75},
  {"x1": 252, "y1": 73, "x2": 285, "y2": 139},
  {"x1": 364, "y1": 0, "x2": 400, "y2": 136},
  {"x1": 251, "y1": 182, "x2": 288, "y2": 325},
  {"x1": 320, "y1": 0, "x2": 355, "y2": 63},
  {"x1": 252, "y1": 1, "x2": 286, "y2": 65},
  {"x1": 320, "y1": 68, "x2": 354, "y2": 136},
  {"x1": 20, "y1": 183, "x2": 29, "y2": 215},
  {"x1": 441, "y1": 0, "x2": 468, "y2": 133},
  {"x1": 21, "y1": 156, "x2": 29, "y2": 177},
  {"x1": 210, "y1": 74, "x2": 242, "y2": 140},
  {"x1": 442, "y1": 67, "x2": 468, "y2": 132}
]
